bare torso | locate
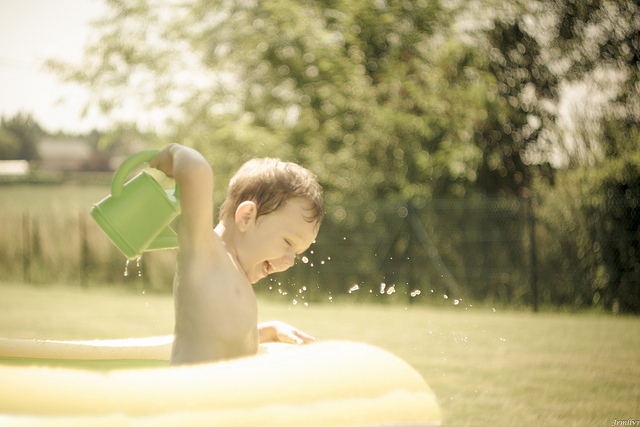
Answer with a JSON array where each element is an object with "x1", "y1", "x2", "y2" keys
[{"x1": 170, "y1": 230, "x2": 259, "y2": 365}]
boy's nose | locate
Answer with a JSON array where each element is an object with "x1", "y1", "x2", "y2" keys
[{"x1": 270, "y1": 255, "x2": 296, "y2": 274}]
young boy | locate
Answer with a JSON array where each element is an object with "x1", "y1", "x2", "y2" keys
[{"x1": 150, "y1": 144, "x2": 323, "y2": 365}]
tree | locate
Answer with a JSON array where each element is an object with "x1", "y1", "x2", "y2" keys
[
  {"x1": 53, "y1": 0, "x2": 540, "y2": 202},
  {"x1": 0, "y1": 114, "x2": 42, "y2": 161},
  {"x1": 472, "y1": 17, "x2": 558, "y2": 196},
  {"x1": 536, "y1": 0, "x2": 640, "y2": 162},
  {"x1": 551, "y1": 0, "x2": 639, "y2": 117},
  {"x1": 526, "y1": 0, "x2": 640, "y2": 312}
]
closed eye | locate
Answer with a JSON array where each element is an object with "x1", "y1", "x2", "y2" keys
[{"x1": 284, "y1": 238, "x2": 302, "y2": 259}]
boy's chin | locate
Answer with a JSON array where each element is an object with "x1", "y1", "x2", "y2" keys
[{"x1": 246, "y1": 264, "x2": 268, "y2": 284}]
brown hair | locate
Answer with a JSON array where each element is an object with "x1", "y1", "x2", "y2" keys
[{"x1": 219, "y1": 158, "x2": 324, "y2": 224}]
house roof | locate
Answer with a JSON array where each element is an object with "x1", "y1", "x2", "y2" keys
[{"x1": 38, "y1": 137, "x2": 93, "y2": 161}]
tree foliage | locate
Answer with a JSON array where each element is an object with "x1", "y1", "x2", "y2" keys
[
  {"x1": 550, "y1": 0, "x2": 640, "y2": 116},
  {"x1": 0, "y1": 114, "x2": 42, "y2": 161},
  {"x1": 52, "y1": 0, "x2": 560, "y2": 202}
]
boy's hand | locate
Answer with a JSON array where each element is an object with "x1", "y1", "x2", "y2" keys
[
  {"x1": 149, "y1": 145, "x2": 175, "y2": 177},
  {"x1": 258, "y1": 321, "x2": 317, "y2": 345}
]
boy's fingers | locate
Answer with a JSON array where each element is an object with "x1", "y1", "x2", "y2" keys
[{"x1": 295, "y1": 330, "x2": 317, "y2": 344}]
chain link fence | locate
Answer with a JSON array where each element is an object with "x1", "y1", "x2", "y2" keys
[
  {"x1": 273, "y1": 194, "x2": 639, "y2": 312},
  {"x1": 2, "y1": 191, "x2": 638, "y2": 312}
]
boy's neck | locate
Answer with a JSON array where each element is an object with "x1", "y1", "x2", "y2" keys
[{"x1": 214, "y1": 220, "x2": 237, "y2": 256}]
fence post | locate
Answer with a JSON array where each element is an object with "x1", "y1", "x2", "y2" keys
[
  {"x1": 23, "y1": 212, "x2": 31, "y2": 283},
  {"x1": 528, "y1": 196, "x2": 538, "y2": 312},
  {"x1": 79, "y1": 212, "x2": 88, "y2": 287}
]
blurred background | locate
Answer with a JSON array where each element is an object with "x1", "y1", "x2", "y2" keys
[{"x1": 1, "y1": 0, "x2": 638, "y2": 313}]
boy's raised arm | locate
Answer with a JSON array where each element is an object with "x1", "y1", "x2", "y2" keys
[{"x1": 150, "y1": 144, "x2": 214, "y2": 252}]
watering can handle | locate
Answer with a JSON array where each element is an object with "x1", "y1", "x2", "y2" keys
[{"x1": 111, "y1": 149, "x2": 179, "y2": 198}]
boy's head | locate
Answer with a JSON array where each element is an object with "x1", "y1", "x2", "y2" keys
[{"x1": 219, "y1": 158, "x2": 324, "y2": 226}]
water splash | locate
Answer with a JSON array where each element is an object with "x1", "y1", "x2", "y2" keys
[{"x1": 124, "y1": 257, "x2": 142, "y2": 277}]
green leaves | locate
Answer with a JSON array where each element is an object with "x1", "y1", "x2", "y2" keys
[{"x1": 57, "y1": 0, "x2": 566, "y2": 200}]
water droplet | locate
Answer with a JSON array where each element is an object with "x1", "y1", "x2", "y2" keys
[
  {"x1": 379, "y1": 283, "x2": 386, "y2": 294},
  {"x1": 386, "y1": 284, "x2": 396, "y2": 295},
  {"x1": 443, "y1": 294, "x2": 449, "y2": 300},
  {"x1": 348, "y1": 284, "x2": 360, "y2": 293},
  {"x1": 492, "y1": 308, "x2": 496, "y2": 312},
  {"x1": 301, "y1": 256, "x2": 309, "y2": 264},
  {"x1": 410, "y1": 290, "x2": 422, "y2": 297},
  {"x1": 292, "y1": 299, "x2": 298, "y2": 305},
  {"x1": 328, "y1": 296, "x2": 333, "y2": 302},
  {"x1": 454, "y1": 299, "x2": 460, "y2": 305},
  {"x1": 124, "y1": 259, "x2": 130, "y2": 277}
]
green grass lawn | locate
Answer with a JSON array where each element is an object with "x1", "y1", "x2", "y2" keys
[{"x1": 1, "y1": 282, "x2": 638, "y2": 426}]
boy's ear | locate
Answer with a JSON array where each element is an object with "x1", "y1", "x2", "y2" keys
[{"x1": 235, "y1": 201, "x2": 257, "y2": 232}]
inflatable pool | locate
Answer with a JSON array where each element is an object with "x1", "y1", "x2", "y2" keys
[{"x1": 0, "y1": 337, "x2": 442, "y2": 426}]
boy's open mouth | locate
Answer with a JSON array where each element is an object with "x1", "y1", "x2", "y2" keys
[{"x1": 262, "y1": 261, "x2": 271, "y2": 277}]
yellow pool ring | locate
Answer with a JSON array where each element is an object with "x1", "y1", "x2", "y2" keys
[{"x1": 0, "y1": 338, "x2": 442, "y2": 426}]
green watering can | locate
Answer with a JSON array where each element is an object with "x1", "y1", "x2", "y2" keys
[{"x1": 90, "y1": 149, "x2": 180, "y2": 260}]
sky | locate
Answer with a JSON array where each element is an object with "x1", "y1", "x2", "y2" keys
[{"x1": 0, "y1": 0, "x2": 107, "y2": 133}]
